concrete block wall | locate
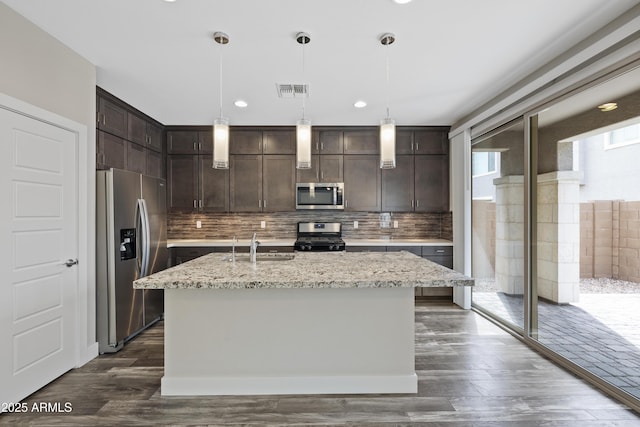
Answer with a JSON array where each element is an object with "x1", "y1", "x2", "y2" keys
[{"x1": 580, "y1": 200, "x2": 640, "y2": 283}]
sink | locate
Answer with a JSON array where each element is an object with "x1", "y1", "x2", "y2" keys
[{"x1": 222, "y1": 253, "x2": 295, "y2": 262}]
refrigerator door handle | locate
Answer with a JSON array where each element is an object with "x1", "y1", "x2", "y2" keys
[{"x1": 136, "y1": 198, "x2": 151, "y2": 278}]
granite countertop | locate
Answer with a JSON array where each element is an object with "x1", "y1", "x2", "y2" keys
[
  {"x1": 167, "y1": 238, "x2": 452, "y2": 248},
  {"x1": 134, "y1": 251, "x2": 473, "y2": 290}
]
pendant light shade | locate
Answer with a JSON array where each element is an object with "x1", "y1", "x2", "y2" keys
[
  {"x1": 213, "y1": 31, "x2": 230, "y2": 169},
  {"x1": 296, "y1": 118, "x2": 312, "y2": 169},
  {"x1": 213, "y1": 117, "x2": 229, "y2": 169},
  {"x1": 380, "y1": 117, "x2": 396, "y2": 169},
  {"x1": 296, "y1": 32, "x2": 312, "y2": 169},
  {"x1": 379, "y1": 32, "x2": 396, "y2": 169}
]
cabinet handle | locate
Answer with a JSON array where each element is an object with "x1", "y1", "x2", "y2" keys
[
  {"x1": 193, "y1": 142, "x2": 197, "y2": 151},
  {"x1": 321, "y1": 142, "x2": 324, "y2": 151},
  {"x1": 416, "y1": 200, "x2": 420, "y2": 208},
  {"x1": 258, "y1": 200, "x2": 262, "y2": 208},
  {"x1": 416, "y1": 142, "x2": 419, "y2": 151},
  {"x1": 411, "y1": 199, "x2": 414, "y2": 208},
  {"x1": 199, "y1": 199, "x2": 203, "y2": 208},
  {"x1": 411, "y1": 142, "x2": 414, "y2": 152},
  {"x1": 315, "y1": 141, "x2": 319, "y2": 151},
  {"x1": 436, "y1": 249, "x2": 445, "y2": 253},
  {"x1": 264, "y1": 200, "x2": 267, "y2": 208},
  {"x1": 102, "y1": 114, "x2": 106, "y2": 126},
  {"x1": 199, "y1": 142, "x2": 202, "y2": 151},
  {"x1": 345, "y1": 200, "x2": 348, "y2": 208},
  {"x1": 321, "y1": 171, "x2": 324, "y2": 180},
  {"x1": 193, "y1": 200, "x2": 197, "y2": 209}
]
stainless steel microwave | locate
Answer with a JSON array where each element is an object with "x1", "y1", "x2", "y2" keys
[{"x1": 296, "y1": 183, "x2": 344, "y2": 210}]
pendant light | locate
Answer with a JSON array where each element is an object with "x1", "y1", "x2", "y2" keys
[
  {"x1": 379, "y1": 33, "x2": 396, "y2": 169},
  {"x1": 296, "y1": 32, "x2": 312, "y2": 169},
  {"x1": 213, "y1": 31, "x2": 230, "y2": 169}
]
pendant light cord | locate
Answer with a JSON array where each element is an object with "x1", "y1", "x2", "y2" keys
[
  {"x1": 219, "y1": 39, "x2": 224, "y2": 119},
  {"x1": 301, "y1": 38, "x2": 306, "y2": 121},
  {"x1": 385, "y1": 41, "x2": 390, "y2": 119}
]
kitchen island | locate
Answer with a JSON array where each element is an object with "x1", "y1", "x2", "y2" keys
[{"x1": 134, "y1": 251, "x2": 473, "y2": 396}]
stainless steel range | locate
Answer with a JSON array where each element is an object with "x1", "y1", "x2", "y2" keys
[{"x1": 294, "y1": 222, "x2": 346, "y2": 252}]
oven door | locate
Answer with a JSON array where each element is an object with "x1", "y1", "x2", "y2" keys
[{"x1": 296, "y1": 183, "x2": 344, "y2": 210}]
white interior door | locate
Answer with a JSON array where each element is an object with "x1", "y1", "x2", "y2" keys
[{"x1": 0, "y1": 107, "x2": 78, "y2": 404}]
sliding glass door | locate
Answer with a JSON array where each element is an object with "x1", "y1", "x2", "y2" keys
[{"x1": 471, "y1": 119, "x2": 525, "y2": 330}]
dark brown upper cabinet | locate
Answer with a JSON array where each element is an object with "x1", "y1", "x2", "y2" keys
[
  {"x1": 396, "y1": 128, "x2": 449, "y2": 155},
  {"x1": 312, "y1": 130, "x2": 344, "y2": 154},
  {"x1": 167, "y1": 129, "x2": 212, "y2": 154},
  {"x1": 343, "y1": 128, "x2": 379, "y2": 154},
  {"x1": 97, "y1": 131, "x2": 126, "y2": 170},
  {"x1": 230, "y1": 130, "x2": 262, "y2": 154},
  {"x1": 230, "y1": 155, "x2": 263, "y2": 211},
  {"x1": 263, "y1": 129, "x2": 295, "y2": 154},
  {"x1": 414, "y1": 154, "x2": 449, "y2": 211},
  {"x1": 97, "y1": 97, "x2": 127, "y2": 138},
  {"x1": 296, "y1": 154, "x2": 343, "y2": 183},
  {"x1": 414, "y1": 129, "x2": 448, "y2": 155}
]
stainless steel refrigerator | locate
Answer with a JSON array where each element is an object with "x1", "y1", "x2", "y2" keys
[{"x1": 96, "y1": 168, "x2": 167, "y2": 353}]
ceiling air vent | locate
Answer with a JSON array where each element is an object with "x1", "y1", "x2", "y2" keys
[{"x1": 276, "y1": 83, "x2": 309, "y2": 98}]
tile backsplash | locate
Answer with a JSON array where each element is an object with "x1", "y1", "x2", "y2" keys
[{"x1": 168, "y1": 211, "x2": 452, "y2": 241}]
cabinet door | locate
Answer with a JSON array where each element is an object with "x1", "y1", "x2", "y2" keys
[
  {"x1": 167, "y1": 130, "x2": 199, "y2": 154},
  {"x1": 97, "y1": 97, "x2": 127, "y2": 138},
  {"x1": 97, "y1": 131, "x2": 126, "y2": 170},
  {"x1": 127, "y1": 112, "x2": 146, "y2": 146},
  {"x1": 296, "y1": 155, "x2": 320, "y2": 182},
  {"x1": 263, "y1": 130, "x2": 295, "y2": 154},
  {"x1": 344, "y1": 129, "x2": 378, "y2": 154},
  {"x1": 396, "y1": 129, "x2": 414, "y2": 155},
  {"x1": 146, "y1": 122, "x2": 163, "y2": 152},
  {"x1": 343, "y1": 155, "x2": 380, "y2": 211},
  {"x1": 415, "y1": 155, "x2": 449, "y2": 212},
  {"x1": 414, "y1": 130, "x2": 448, "y2": 154},
  {"x1": 167, "y1": 155, "x2": 198, "y2": 212},
  {"x1": 230, "y1": 155, "x2": 263, "y2": 211},
  {"x1": 145, "y1": 148, "x2": 163, "y2": 178},
  {"x1": 319, "y1": 155, "x2": 343, "y2": 182},
  {"x1": 198, "y1": 130, "x2": 213, "y2": 154},
  {"x1": 263, "y1": 155, "x2": 295, "y2": 212},
  {"x1": 230, "y1": 130, "x2": 262, "y2": 154},
  {"x1": 314, "y1": 130, "x2": 343, "y2": 154},
  {"x1": 382, "y1": 155, "x2": 414, "y2": 211},
  {"x1": 199, "y1": 156, "x2": 229, "y2": 212},
  {"x1": 126, "y1": 141, "x2": 146, "y2": 174}
]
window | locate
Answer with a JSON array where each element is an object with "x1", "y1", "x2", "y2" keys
[
  {"x1": 604, "y1": 122, "x2": 640, "y2": 149},
  {"x1": 472, "y1": 152, "x2": 498, "y2": 177}
]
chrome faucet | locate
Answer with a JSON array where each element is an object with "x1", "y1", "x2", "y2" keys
[{"x1": 250, "y1": 232, "x2": 261, "y2": 264}]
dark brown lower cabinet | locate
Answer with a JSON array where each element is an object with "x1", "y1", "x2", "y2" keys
[
  {"x1": 230, "y1": 155, "x2": 263, "y2": 212},
  {"x1": 167, "y1": 155, "x2": 229, "y2": 212},
  {"x1": 263, "y1": 155, "x2": 295, "y2": 211},
  {"x1": 97, "y1": 131, "x2": 126, "y2": 170},
  {"x1": 415, "y1": 155, "x2": 449, "y2": 212},
  {"x1": 343, "y1": 155, "x2": 380, "y2": 211}
]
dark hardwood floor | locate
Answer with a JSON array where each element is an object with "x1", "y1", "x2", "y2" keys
[{"x1": 2, "y1": 301, "x2": 639, "y2": 426}]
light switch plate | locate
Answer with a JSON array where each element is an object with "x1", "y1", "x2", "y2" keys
[
  {"x1": 196, "y1": 220, "x2": 202, "y2": 229},
  {"x1": 260, "y1": 220, "x2": 266, "y2": 229},
  {"x1": 353, "y1": 221, "x2": 359, "y2": 229},
  {"x1": 393, "y1": 220, "x2": 398, "y2": 228}
]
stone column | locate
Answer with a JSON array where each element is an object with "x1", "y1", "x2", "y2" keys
[
  {"x1": 493, "y1": 175, "x2": 524, "y2": 295},
  {"x1": 537, "y1": 171, "x2": 581, "y2": 303}
]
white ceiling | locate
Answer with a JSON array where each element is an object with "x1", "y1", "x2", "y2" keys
[{"x1": 3, "y1": 0, "x2": 638, "y2": 126}]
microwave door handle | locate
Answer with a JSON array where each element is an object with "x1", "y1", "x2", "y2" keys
[{"x1": 333, "y1": 187, "x2": 337, "y2": 205}]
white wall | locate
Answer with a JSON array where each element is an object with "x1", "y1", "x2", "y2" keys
[
  {"x1": 579, "y1": 135, "x2": 640, "y2": 202},
  {"x1": 0, "y1": 3, "x2": 97, "y2": 363}
]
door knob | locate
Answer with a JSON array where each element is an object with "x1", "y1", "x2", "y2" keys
[{"x1": 63, "y1": 258, "x2": 79, "y2": 267}]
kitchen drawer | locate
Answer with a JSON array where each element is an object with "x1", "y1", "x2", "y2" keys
[
  {"x1": 421, "y1": 246, "x2": 453, "y2": 256},
  {"x1": 346, "y1": 246, "x2": 386, "y2": 252},
  {"x1": 173, "y1": 247, "x2": 215, "y2": 264},
  {"x1": 386, "y1": 246, "x2": 421, "y2": 256},
  {"x1": 422, "y1": 255, "x2": 453, "y2": 269}
]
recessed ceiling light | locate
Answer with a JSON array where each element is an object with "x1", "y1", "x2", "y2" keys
[
  {"x1": 234, "y1": 100, "x2": 248, "y2": 108},
  {"x1": 392, "y1": 0, "x2": 412, "y2": 4},
  {"x1": 598, "y1": 102, "x2": 617, "y2": 112},
  {"x1": 354, "y1": 100, "x2": 367, "y2": 108},
  {"x1": 163, "y1": 0, "x2": 177, "y2": 2}
]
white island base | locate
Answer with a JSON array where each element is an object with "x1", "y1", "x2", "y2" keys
[{"x1": 162, "y1": 287, "x2": 417, "y2": 396}]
